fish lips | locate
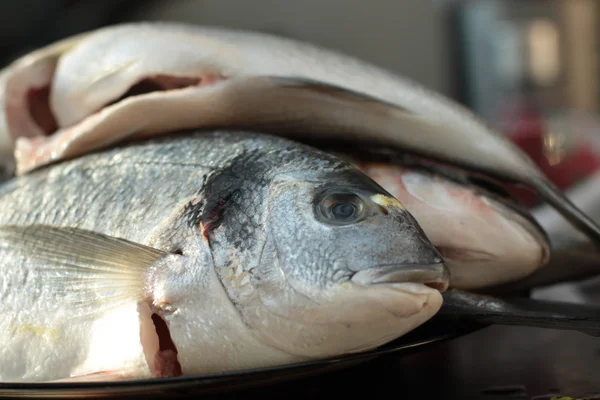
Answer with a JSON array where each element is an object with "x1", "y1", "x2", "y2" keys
[{"x1": 351, "y1": 262, "x2": 450, "y2": 292}]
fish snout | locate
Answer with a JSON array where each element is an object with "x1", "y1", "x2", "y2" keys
[{"x1": 351, "y1": 262, "x2": 450, "y2": 293}]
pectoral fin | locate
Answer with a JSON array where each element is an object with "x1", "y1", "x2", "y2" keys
[{"x1": 0, "y1": 225, "x2": 168, "y2": 313}]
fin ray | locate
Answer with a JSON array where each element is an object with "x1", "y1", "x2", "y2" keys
[{"x1": 0, "y1": 225, "x2": 167, "y2": 317}]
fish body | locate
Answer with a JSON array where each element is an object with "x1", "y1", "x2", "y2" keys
[
  {"x1": 0, "y1": 130, "x2": 448, "y2": 382},
  {"x1": 1, "y1": 22, "x2": 599, "y2": 245}
]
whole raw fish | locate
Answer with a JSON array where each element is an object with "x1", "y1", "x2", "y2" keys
[
  {"x1": 1, "y1": 22, "x2": 599, "y2": 246},
  {"x1": 0, "y1": 130, "x2": 448, "y2": 382}
]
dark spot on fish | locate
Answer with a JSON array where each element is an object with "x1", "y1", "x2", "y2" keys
[
  {"x1": 170, "y1": 249, "x2": 184, "y2": 255},
  {"x1": 151, "y1": 313, "x2": 182, "y2": 378},
  {"x1": 379, "y1": 205, "x2": 389, "y2": 215},
  {"x1": 184, "y1": 199, "x2": 205, "y2": 229},
  {"x1": 201, "y1": 190, "x2": 237, "y2": 238},
  {"x1": 194, "y1": 144, "x2": 343, "y2": 254},
  {"x1": 196, "y1": 150, "x2": 269, "y2": 251}
]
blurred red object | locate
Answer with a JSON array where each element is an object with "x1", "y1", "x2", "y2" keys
[{"x1": 498, "y1": 98, "x2": 600, "y2": 207}]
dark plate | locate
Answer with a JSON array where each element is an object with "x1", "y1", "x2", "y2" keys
[{"x1": 0, "y1": 319, "x2": 483, "y2": 399}]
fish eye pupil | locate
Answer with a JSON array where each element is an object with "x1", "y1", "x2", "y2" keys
[
  {"x1": 332, "y1": 202, "x2": 356, "y2": 219},
  {"x1": 316, "y1": 192, "x2": 365, "y2": 225}
]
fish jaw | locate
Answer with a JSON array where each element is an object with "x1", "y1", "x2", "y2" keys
[
  {"x1": 359, "y1": 163, "x2": 550, "y2": 289},
  {"x1": 242, "y1": 280, "x2": 444, "y2": 360},
  {"x1": 145, "y1": 242, "x2": 445, "y2": 376}
]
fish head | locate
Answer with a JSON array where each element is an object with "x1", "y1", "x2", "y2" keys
[
  {"x1": 151, "y1": 136, "x2": 450, "y2": 374},
  {"x1": 231, "y1": 163, "x2": 449, "y2": 360}
]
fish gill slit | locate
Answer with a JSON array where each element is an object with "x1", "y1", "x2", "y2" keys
[{"x1": 150, "y1": 313, "x2": 182, "y2": 378}]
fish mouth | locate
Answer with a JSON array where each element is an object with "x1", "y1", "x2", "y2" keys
[{"x1": 351, "y1": 263, "x2": 450, "y2": 292}]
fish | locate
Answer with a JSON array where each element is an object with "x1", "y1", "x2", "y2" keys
[
  {"x1": 350, "y1": 160, "x2": 550, "y2": 290},
  {"x1": 1, "y1": 22, "x2": 600, "y2": 248},
  {"x1": 0, "y1": 130, "x2": 449, "y2": 383}
]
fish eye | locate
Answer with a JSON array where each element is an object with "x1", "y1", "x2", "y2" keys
[{"x1": 316, "y1": 191, "x2": 366, "y2": 225}]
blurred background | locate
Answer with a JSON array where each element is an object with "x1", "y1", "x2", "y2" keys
[{"x1": 3, "y1": 0, "x2": 600, "y2": 207}]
